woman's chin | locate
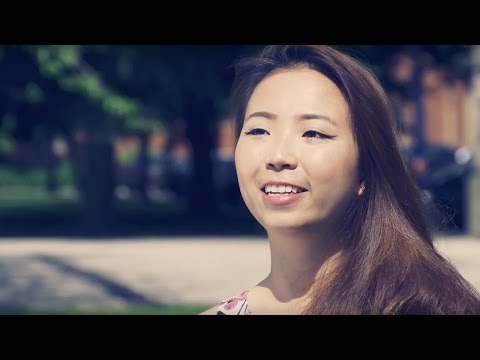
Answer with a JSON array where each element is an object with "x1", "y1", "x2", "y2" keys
[{"x1": 261, "y1": 218, "x2": 315, "y2": 232}]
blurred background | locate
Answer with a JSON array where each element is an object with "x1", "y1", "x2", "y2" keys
[{"x1": 0, "y1": 45, "x2": 479, "y2": 314}]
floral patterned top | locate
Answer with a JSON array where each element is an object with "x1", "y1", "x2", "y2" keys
[{"x1": 216, "y1": 290, "x2": 253, "y2": 315}]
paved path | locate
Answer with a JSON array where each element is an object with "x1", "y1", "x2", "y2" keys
[{"x1": 0, "y1": 236, "x2": 478, "y2": 310}]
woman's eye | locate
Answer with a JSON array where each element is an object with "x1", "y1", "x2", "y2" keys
[
  {"x1": 303, "y1": 130, "x2": 334, "y2": 139},
  {"x1": 244, "y1": 128, "x2": 269, "y2": 136}
]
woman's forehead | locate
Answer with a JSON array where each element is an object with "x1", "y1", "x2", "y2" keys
[{"x1": 246, "y1": 68, "x2": 350, "y2": 128}]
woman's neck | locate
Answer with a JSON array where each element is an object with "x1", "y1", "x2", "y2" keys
[{"x1": 261, "y1": 227, "x2": 341, "y2": 308}]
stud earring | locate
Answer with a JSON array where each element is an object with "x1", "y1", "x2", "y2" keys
[{"x1": 358, "y1": 183, "x2": 366, "y2": 196}]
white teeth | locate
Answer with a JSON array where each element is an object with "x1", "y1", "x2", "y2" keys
[{"x1": 264, "y1": 184, "x2": 305, "y2": 194}]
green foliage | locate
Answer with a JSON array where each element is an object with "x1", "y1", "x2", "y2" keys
[
  {"x1": 102, "y1": 94, "x2": 140, "y2": 117},
  {"x1": 127, "y1": 117, "x2": 165, "y2": 133},
  {"x1": 57, "y1": 46, "x2": 80, "y2": 67},
  {"x1": 2, "y1": 45, "x2": 472, "y2": 144},
  {"x1": 36, "y1": 47, "x2": 66, "y2": 77},
  {"x1": 0, "y1": 113, "x2": 17, "y2": 154},
  {"x1": 0, "y1": 166, "x2": 46, "y2": 187},
  {"x1": 58, "y1": 73, "x2": 105, "y2": 98},
  {"x1": 0, "y1": 162, "x2": 75, "y2": 188},
  {"x1": 55, "y1": 160, "x2": 75, "y2": 185},
  {"x1": 1, "y1": 46, "x2": 379, "y2": 141},
  {"x1": 0, "y1": 135, "x2": 15, "y2": 154},
  {"x1": 24, "y1": 82, "x2": 45, "y2": 103},
  {"x1": 30, "y1": 45, "x2": 163, "y2": 136}
]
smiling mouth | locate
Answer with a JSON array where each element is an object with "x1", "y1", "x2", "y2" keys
[{"x1": 261, "y1": 185, "x2": 308, "y2": 196}]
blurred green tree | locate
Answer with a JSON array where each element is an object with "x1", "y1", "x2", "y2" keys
[
  {"x1": 76, "y1": 45, "x2": 262, "y2": 222},
  {"x1": 0, "y1": 45, "x2": 261, "y2": 229}
]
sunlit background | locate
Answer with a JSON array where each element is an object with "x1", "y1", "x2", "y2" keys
[{"x1": 0, "y1": 45, "x2": 479, "y2": 314}]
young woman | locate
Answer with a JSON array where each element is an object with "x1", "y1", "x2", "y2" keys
[{"x1": 201, "y1": 45, "x2": 480, "y2": 315}]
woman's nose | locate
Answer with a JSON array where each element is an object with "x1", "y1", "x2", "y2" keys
[{"x1": 265, "y1": 144, "x2": 298, "y2": 171}]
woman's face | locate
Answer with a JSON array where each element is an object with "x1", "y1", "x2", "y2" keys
[{"x1": 235, "y1": 68, "x2": 360, "y2": 232}]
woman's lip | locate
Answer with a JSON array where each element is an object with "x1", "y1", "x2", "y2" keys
[{"x1": 261, "y1": 190, "x2": 307, "y2": 206}]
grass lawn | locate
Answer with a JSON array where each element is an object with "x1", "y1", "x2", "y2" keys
[
  {"x1": 1, "y1": 305, "x2": 211, "y2": 315},
  {"x1": 0, "y1": 185, "x2": 81, "y2": 217}
]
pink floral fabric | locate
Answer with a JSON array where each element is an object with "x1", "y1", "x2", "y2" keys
[{"x1": 217, "y1": 290, "x2": 252, "y2": 315}]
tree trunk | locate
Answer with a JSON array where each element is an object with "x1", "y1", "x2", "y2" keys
[
  {"x1": 182, "y1": 89, "x2": 219, "y2": 221},
  {"x1": 137, "y1": 132, "x2": 149, "y2": 203},
  {"x1": 81, "y1": 139, "x2": 115, "y2": 233},
  {"x1": 42, "y1": 135, "x2": 59, "y2": 194}
]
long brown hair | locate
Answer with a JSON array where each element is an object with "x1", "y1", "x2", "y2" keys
[{"x1": 230, "y1": 45, "x2": 480, "y2": 314}]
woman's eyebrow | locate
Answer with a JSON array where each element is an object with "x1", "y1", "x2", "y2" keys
[
  {"x1": 245, "y1": 111, "x2": 277, "y2": 121},
  {"x1": 245, "y1": 111, "x2": 337, "y2": 127},
  {"x1": 300, "y1": 113, "x2": 337, "y2": 127}
]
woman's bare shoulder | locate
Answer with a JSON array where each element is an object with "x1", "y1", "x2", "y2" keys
[{"x1": 198, "y1": 305, "x2": 219, "y2": 315}]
